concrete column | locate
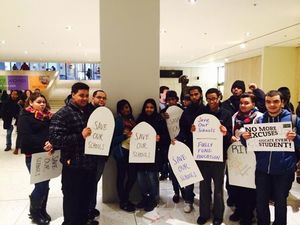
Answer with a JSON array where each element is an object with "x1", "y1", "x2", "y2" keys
[{"x1": 100, "y1": 0, "x2": 159, "y2": 203}]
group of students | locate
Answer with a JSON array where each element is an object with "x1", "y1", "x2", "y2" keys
[{"x1": 16, "y1": 80, "x2": 300, "y2": 225}]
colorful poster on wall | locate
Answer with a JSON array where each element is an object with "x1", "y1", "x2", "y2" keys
[
  {"x1": 29, "y1": 74, "x2": 50, "y2": 91},
  {"x1": 0, "y1": 76, "x2": 7, "y2": 90},
  {"x1": 7, "y1": 75, "x2": 28, "y2": 90}
]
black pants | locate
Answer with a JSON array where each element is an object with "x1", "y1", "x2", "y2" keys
[
  {"x1": 115, "y1": 149, "x2": 137, "y2": 204},
  {"x1": 61, "y1": 165, "x2": 94, "y2": 225}
]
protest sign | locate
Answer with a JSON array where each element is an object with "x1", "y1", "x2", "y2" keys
[
  {"x1": 227, "y1": 142, "x2": 256, "y2": 189},
  {"x1": 193, "y1": 114, "x2": 223, "y2": 162},
  {"x1": 30, "y1": 150, "x2": 62, "y2": 184},
  {"x1": 244, "y1": 122, "x2": 294, "y2": 152},
  {"x1": 129, "y1": 122, "x2": 156, "y2": 163},
  {"x1": 166, "y1": 106, "x2": 183, "y2": 140},
  {"x1": 169, "y1": 141, "x2": 203, "y2": 187},
  {"x1": 85, "y1": 107, "x2": 115, "y2": 156}
]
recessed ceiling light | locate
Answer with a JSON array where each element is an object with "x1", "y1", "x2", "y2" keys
[
  {"x1": 188, "y1": 0, "x2": 197, "y2": 4},
  {"x1": 224, "y1": 58, "x2": 229, "y2": 62},
  {"x1": 239, "y1": 43, "x2": 246, "y2": 49},
  {"x1": 24, "y1": 50, "x2": 28, "y2": 54},
  {"x1": 65, "y1": 26, "x2": 72, "y2": 31},
  {"x1": 77, "y1": 42, "x2": 82, "y2": 47},
  {"x1": 245, "y1": 32, "x2": 251, "y2": 37},
  {"x1": 0, "y1": 40, "x2": 5, "y2": 44}
]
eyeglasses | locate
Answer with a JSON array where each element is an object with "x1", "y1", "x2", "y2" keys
[
  {"x1": 206, "y1": 97, "x2": 218, "y2": 102},
  {"x1": 96, "y1": 96, "x2": 107, "y2": 100}
]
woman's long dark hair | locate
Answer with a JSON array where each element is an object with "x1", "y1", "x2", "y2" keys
[
  {"x1": 138, "y1": 98, "x2": 159, "y2": 122},
  {"x1": 116, "y1": 99, "x2": 134, "y2": 120}
]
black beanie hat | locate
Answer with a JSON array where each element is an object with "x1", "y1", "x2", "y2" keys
[
  {"x1": 166, "y1": 90, "x2": 179, "y2": 100},
  {"x1": 231, "y1": 80, "x2": 245, "y2": 93}
]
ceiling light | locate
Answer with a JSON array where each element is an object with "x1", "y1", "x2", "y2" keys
[
  {"x1": 77, "y1": 42, "x2": 82, "y2": 47},
  {"x1": 0, "y1": 40, "x2": 5, "y2": 44},
  {"x1": 245, "y1": 32, "x2": 251, "y2": 37},
  {"x1": 24, "y1": 50, "x2": 28, "y2": 54},
  {"x1": 65, "y1": 26, "x2": 72, "y2": 31},
  {"x1": 188, "y1": 0, "x2": 197, "y2": 4},
  {"x1": 224, "y1": 58, "x2": 229, "y2": 62},
  {"x1": 239, "y1": 43, "x2": 246, "y2": 49}
]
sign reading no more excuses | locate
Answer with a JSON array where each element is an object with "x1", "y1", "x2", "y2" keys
[
  {"x1": 169, "y1": 141, "x2": 203, "y2": 188},
  {"x1": 85, "y1": 107, "x2": 115, "y2": 156},
  {"x1": 193, "y1": 114, "x2": 223, "y2": 162},
  {"x1": 129, "y1": 122, "x2": 156, "y2": 163}
]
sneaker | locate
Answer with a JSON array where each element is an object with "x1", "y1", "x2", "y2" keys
[
  {"x1": 120, "y1": 202, "x2": 135, "y2": 212},
  {"x1": 183, "y1": 202, "x2": 193, "y2": 213},
  {"x1": 4, "y1": 146, "x2": 11, "y2": 151},
  {"x1": 229, "y1": 212, "x2": 240, "y2": 222},
  {"x1": 197, "y1": 216, "x2": 207, "y2": 225},
  {"x1": 213, "y1": 220, "x2": 222, "y2": 225},
  {"x1": 172, "y1": 194, "x2": 180, "y2": 203}
]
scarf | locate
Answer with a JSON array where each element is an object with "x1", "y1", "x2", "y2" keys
[
  {"x1": 234, "y1": 108, "x2": 259, "y2": 133},
  {"x1": 25, "y1": 106, "x2": 53, "y2": 121}
]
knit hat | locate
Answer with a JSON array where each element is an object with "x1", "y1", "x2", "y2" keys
[
  {"x1": 231, "y1": 80, "x2": 245, "y2": 93},
  {"x1": 183, "y1": 94, "x2": 191, "y2": 101},
  {"x1": 166, "y1": 90, "x2": 179, "y2": 100}
]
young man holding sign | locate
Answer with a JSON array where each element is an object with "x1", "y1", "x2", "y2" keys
[
  {"x1": 195, "y1": 88, "x2": 231, "y2": 225},
  {"x1": 49, "y1": 83, "x2": 98, "y2": 225},
  {"x1": 175, "y1": 86, "x2": 205, "y2": 213},
  {"x1": 85, "y1": 90, "x2": 108, "y2": 221},
  {"x1": 242, "y1": 90, "x2": 300, "y2": 225}
]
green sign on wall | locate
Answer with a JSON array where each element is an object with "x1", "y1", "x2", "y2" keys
[{"x1": 0, "y1": 76, "x2": 7, "y2": 90}]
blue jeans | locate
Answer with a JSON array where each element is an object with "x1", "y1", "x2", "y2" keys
[
  {"x1": 25, "y1": 156, "x2": 50, "y2": 200},
  {"x1": 137, "y1": 171, "x2": 159, "y2": 200},
  {"x1": 6, "y1": 125, "x2": 13, "y2": 147},
  {"x1": 255, "y1": 170, "x2": 294, "y2": 225}
]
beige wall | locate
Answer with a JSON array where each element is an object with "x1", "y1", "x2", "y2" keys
[
  {"x1": 296, "y1": 47, "x2": 300, "y2": 101},
  {"x1": 262, "y1": 47, "x2": 298, "y2": 106},
  {"x1": 224, "y1": 56, "x2": 262, "y2": 99}
]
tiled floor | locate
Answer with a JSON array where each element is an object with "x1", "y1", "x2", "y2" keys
[{"x1": 1, "y1": 124, "x2": 300, "y2": 225}]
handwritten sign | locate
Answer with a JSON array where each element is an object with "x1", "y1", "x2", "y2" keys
[
  {"x1": 227, "y1": 142, "x2": 256, "y2": 189},
  {"x1": 169, "y1": 141, "x2": 203, "y2": 187},
  {"x1": 244, "y1": 122, "x2": 294, "y2": 152},
  {"x1": 166, "y1": 106, "x2": 183, "y2": 140},
  {"x1": 30, "y1": 151, "x2": 62, "y2": 184},
  {"x1": 85, "y1": 107, "x2": 115, "y2": 156},
  {"x1": 193, "y1": 114, "x2": 223, "y2": 162},
  {"x1": 129, "y1": 122, "x2": 156, "y2": 163}
]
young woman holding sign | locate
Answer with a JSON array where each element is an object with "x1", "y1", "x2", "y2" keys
[
  {"x1": 17, "y1": 93, "x2": 53, "y2": 225},
  {"x1": 136, "y1": 98, "x2": 163, "y2": 212},
  {"x1": 112, "y1": 99, "x2": 137, "y2": 212},
  {"x1": 231, "y1": 92, "x2": 263, "y2": 225}
]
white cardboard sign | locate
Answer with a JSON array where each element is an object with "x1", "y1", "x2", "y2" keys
[
  {"x1": 166, "y1": 106, "x2": 183, "y2": 140},
  {"x1": 244, "y1": 122, "x2": 294, "y2": 152},
  {"x1": 227, "y1": 142, "x2": 256, "y2": 189},
  {"x1": 193, "y1": 114, "x2": 223, "y2": 162},
  {"x1": 30, "y1": 150, "x2": 62, "y2": 184},
  {"x1": 129, "y1": 122, "x2": 156, "y2": 163},
  {"x1": 169, "y1": 141, "x2": 203, "y2": 187},
  {"x1": 85, "y1": 107, "x2": 115, "y2": 156}
]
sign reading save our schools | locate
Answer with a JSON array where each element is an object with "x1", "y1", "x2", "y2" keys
[
  {"x1": 227, "y1": 142, "x2": 255, "y2": 189},
  {"x1": 30, "y1": 151, "x2": 62, "y2": 184},
  {"x1": 244, "y1": 122, "x2": 294, "y2": 152},
  {"x1": 85, "y1": 107, "x2": 115, "y2": 156},
  {"x1": 169, "y1": 141, "x2": 203, "y2": 188},
  {"x1": 129, "y1": 122, "x2": 156, "y2": 163},
  {"x1": 166, "y1": 106, "x2": 183, "y2": 140},
  {"x1": 193, "y1": 114, "x2": 223, "y2": 162}
]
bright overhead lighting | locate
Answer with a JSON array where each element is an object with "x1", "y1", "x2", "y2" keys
[
  {"x1": 65, "y1": 26, "x2": 72, "y2": 31},
  {"x1": 245, "y1": 32, "x2": 251, "y2": 37},
  {"x1": 24, "y1": 50, "x2": 28, "y2": 54},
  {"x1": 0, "y1": 40, "x2": 5, "y2": 44},
  {"x1": 239, "y1": 43, "x2": 246, "y2": 49},
  {"x1": 224, "y1": 58, "x2": 229, "y2": 62},
  {"x1": 188, "y1": 0, "x2": 197, "y2": 4},
  {"x1": 77, "y1": 42, "x2": 82, "y2": 47}
]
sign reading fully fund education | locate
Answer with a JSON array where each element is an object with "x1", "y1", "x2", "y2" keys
[
  {"x1": 244, "y1": 122, "x2": 294, "y2": 152},
  {"x1": 129, "y1": 122, "x2": 156, "y2": 163},
  {"x1": 227, "y1": 142, "x2": 255, "y2": 189},
  {"x1": 30, "y1": 151, "x2": 62, "y2": 184},
  {"x1": 166, "y1": 106, "x2": 183, "y2": 140},
  {"x1": 169, "y1": 141, "x2": 203, "y2": 187},
  {"x1": 85, "y1": 107, "x2": 115, "y2": 156},
  {"x1": 193, "y1": 114, "x2": 223, "y2": 162}
]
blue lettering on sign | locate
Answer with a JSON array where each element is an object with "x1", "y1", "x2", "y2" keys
[{"x1": 172, "y1": 154, "x2": 186, "y2": 165}]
